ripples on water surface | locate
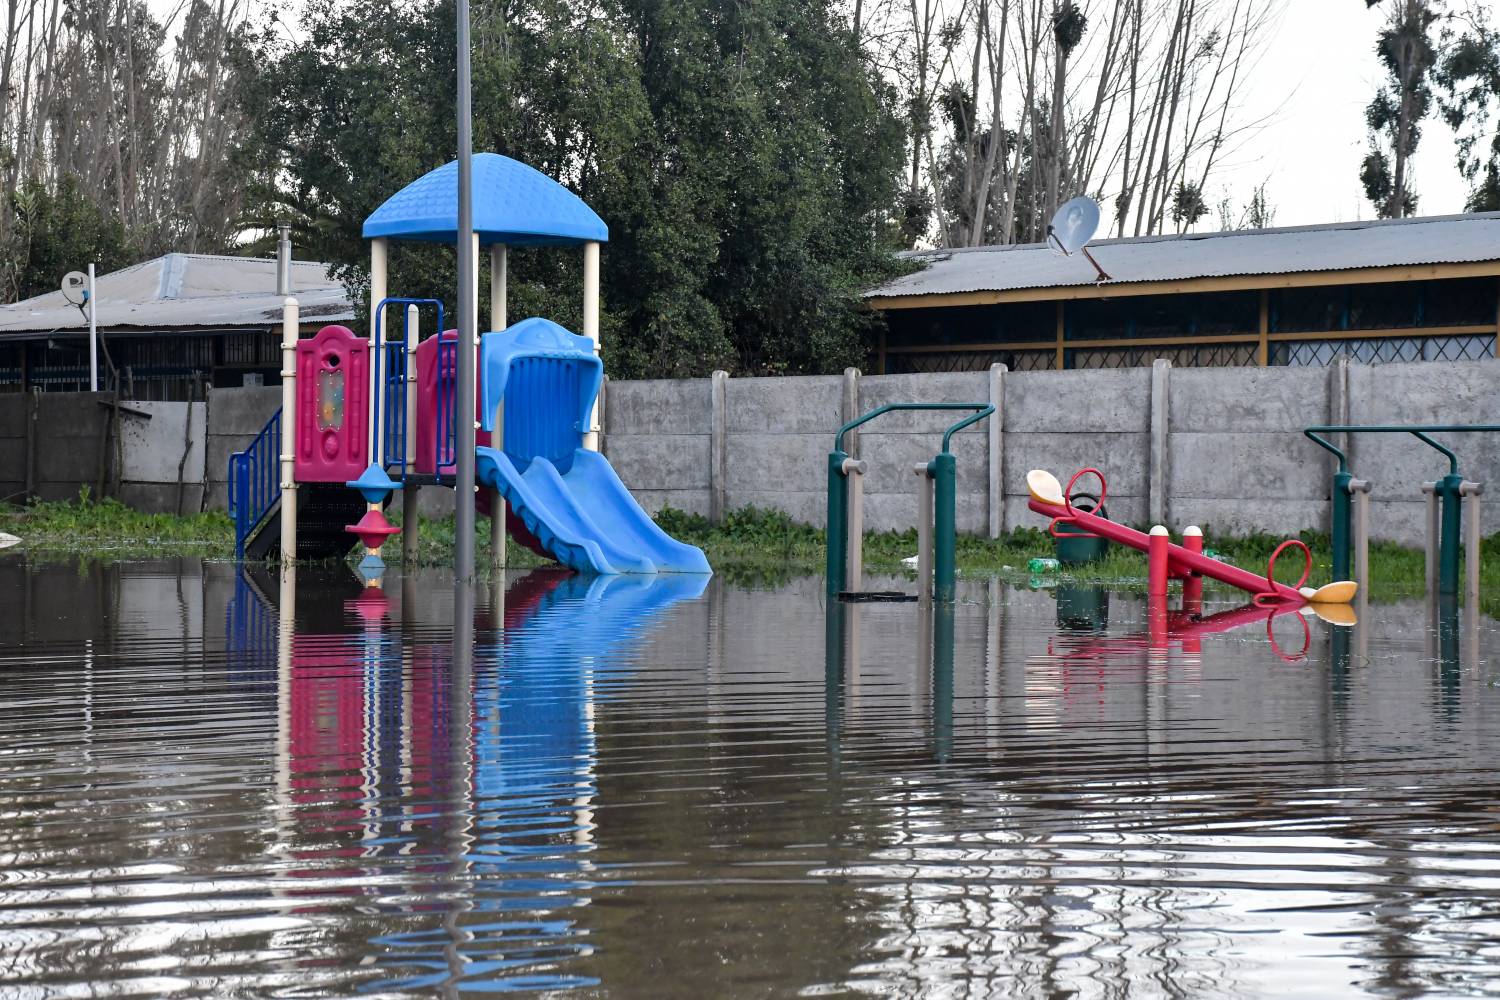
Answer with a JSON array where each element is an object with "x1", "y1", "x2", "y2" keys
[{"x1": 0, "y1": 560, "x2": 1498, "y2": 997}]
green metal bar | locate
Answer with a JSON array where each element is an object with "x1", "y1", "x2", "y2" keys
[
  {"x1": 931, "y1": 452, "x2": 957, "y2": 600},
  {"x1": 1438, "y1": 473, "x2": 1464, "y2": 596},
  {"x1": 1303, "y1": 429, "x2": 1348, "y2": 473},
  {"x1": 835, "y1": 402, "x2": 991, "y2": 453},
  {"x1": 1305, "y1": 424, "x2": 1500, "y2": 589},
  {"x1": 1331, "y1": 469, "x2": 1353, "y2": 582},
  {"x1": 826, "y1": 449, "x2": 848, "y2": 596},
  {"x1": 941, "y1": 405, "x2": 996, "y2": 452},
  {"x1": 1411, "y1": 431, "x2": 1459, "y2": 477}
]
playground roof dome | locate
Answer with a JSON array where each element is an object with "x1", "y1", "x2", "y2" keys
[
  {"x1": 362, "y1": 154, "x2": 608, "y2": 248},
  {"x1": 867, "y1": 212, "x2": 1500, "y2": 306}
]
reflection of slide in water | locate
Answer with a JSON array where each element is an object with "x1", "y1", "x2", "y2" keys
[{"x1": 369, "y1": 569, "x2": 705, "y2": 993}]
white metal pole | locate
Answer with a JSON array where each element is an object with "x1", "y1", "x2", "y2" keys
[
  {"x1": 1463, "y1": 482, "x2": 1483, "y2": 610},
  {"x1": 279, "y1": 297, "x2": 300, "y2": 560},
  {"x1": 1351, "y1": 479, "x2": 1370, "y2": 599},
  {"x1": 402, "y1": 303, "x2": 421, "y2": 567},
  {"x1": 369, "y1": 238, "x2": 388, "y2": 465},
  {"x1": 582, "y1": 241, "x2": 601, "y2": 451},
  {"x1": 454, "y1": 1, "x2": 478, "y2": 582},
  {"x1": 488, "y1": 244, "x2": 507, "y2": 572},
  {"x1": 87, "y1": 263, "x2": 97, "y2": 392}
]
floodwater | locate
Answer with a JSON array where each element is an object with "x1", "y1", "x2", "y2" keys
[{"x1": 0, "y1": 560, "x2": 1497, "y2": 998}]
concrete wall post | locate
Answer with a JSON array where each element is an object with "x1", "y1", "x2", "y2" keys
[
  {"x1": 987, "y1": 363, "x2": 1006, "y2": 539},
  {"x1": 841, "y1": 367, "x2": 861, "y2": 459},
  {"x1": 1149, "y1": 359, "x2": 1172, "y2": 527},
  {"x1": 709, "y1": 370, "x2": 729, "y2": 525}
]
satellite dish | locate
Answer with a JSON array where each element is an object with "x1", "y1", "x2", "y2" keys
[
  {"x1": 60, "y1": 270, "x2": 89, "y2": 306},
  {"x1": 1048, "y1": 197, "x2": 1100, "y2": 255},
  {"x1": 1046, "y1": 196, "x2": 1111, "y2": 282}
]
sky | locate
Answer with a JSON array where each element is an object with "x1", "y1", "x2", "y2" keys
[
  {"x1": 153, "y1": 0, "x2": 1489, "y2": 230},
  {"x1": 1212, "y1": 1, "x2": 1486, "y2": 227}
]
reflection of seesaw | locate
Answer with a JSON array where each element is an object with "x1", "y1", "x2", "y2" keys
[
  {"x1": 1051, "y1": 598, "x2": 1352, "y2": 665},
  {"x1": 1027, "y1": 469, "x2": 1358, "y2": 609}
]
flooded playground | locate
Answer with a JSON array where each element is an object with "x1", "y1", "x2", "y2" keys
[{"x1": 1, "y1": 559, "x2": 1498, "y2": 998}]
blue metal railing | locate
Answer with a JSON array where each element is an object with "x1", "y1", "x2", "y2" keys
[
  {"x1": 229, "y1": 408, "x2": 282, "y2": 560},
  {"x1": 372, "y1": 297, "x2": 444, "y2": 479}
]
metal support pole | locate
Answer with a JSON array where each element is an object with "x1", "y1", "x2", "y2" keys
[
  {"x1": 402, "y1": 303, "x2": 421, "y2": 567},
  {"x1": 914, "y1": 463, "x2": 933, "y2": 606},
  {"x1": 488, "y1": 244, "x2": 507, "y2": 573},
  {"x1": 87, "y1": 263, "x2": 97, "y2": 392},
  {"x1": 932, "y1": 451, "x2": 957, "y2": 601},
  {"x1": 843, "y1": 457, "x2": 866, "y2": 594},
  {"x1": 1331, "y1": 469, "x2": 1353, "y2": 582},
  {"x1": 1423, "y1": 482, "x2": 1438, "y2": 596},
  {"x1": 1148, "y1": 525, "x2": 1170, "y2": 599},
  {"x1": 279, "y1": 297, "x2": 299, "y2": 561},
  {"x1": 454, "y1": 0, "x2": 478, "y2": 582},
  {"x1": 582, "y1": 241, "x2": 601, "y2": 451},
  {"x1": 368, "y1": 238, "x2": 388, "y2": 465},
  {"x1": 1462, "y1": 481, "x2": 1483, "y2": 608},
  {"x1": 1348, "y1": 478, "x2": 1371, "y2": 597},
  {"x1": 276, "y1": 224, "x2": 292, "y2": 296},
  {"x1": 1439, "y1": 473, "x2": 1465, "y2": 597},
  {"x1": 1181, "y1": 525, "x2": 1203, "y2": 614},
  {"x1": 826, "y1": 451, "x2": 848, "y2": 596}
]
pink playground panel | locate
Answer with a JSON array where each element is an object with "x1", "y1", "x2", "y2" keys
[
  {"x1": 414, "y1": 329, "x2": 490, "y2": 476},
  {"x1": 295, "y1": 325, "x2": 370, "y2": 483}
]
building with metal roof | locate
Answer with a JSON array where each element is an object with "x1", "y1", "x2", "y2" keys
[
  {"x1": 865, "y1": 213, "x2": 1500, "y2": 373},
  {"x1": 0, "y1": 253, "x2": 353, "y2": 399}
]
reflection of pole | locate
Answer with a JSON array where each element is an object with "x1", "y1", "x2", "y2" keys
[
  {"x1": 446, "y1": 578, "x2": 476, "y2": 987},
  {"x1": 1435, "y1": 593, "x2": 1461, "y2": 717},
  {"x1": 931, "y1": 601, "x2": 954, "y2": 764},
  {"x1": 274, "y1": 564, "x2": 296, "y2": 842},
  {"x1": 824, "y1": 601, "x2": 845, "y2": 758}
]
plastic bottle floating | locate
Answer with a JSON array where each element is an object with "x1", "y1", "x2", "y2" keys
[{"x1": 1025, "y1": 468, "x2": 1357, "y2": 608}]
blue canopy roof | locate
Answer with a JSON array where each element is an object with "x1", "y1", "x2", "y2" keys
[{"x1": 362, "y1": 153, "x2": 608, "y2": 247}]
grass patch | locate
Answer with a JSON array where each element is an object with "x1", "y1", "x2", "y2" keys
[
  {"x1": 2, "y1": 497, "x2": 1494, "y2": 613},
  {"x1": 0, "y1": 491, "x2": 235, "y2": 559}
]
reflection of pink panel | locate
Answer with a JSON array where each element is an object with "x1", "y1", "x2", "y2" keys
[
  {"x1": 289, "y1": 635, "x2": 367, "y2": 868},
  {"x1": 295, "y1": 325, "x2": 369, "y2": 483},
  {"x1": 414, "y1": 329, "x2": 489, "y2": 475}
]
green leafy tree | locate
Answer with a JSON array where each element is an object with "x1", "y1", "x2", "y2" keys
[
  {"x1": 1360, "y1": 0, "x2": 1441, "y2": 218},
  {"x1": 1435, "y1": 7, "x2": 1500, "y2": 211},
  {"x1": 242, "y1": 0, "x2": 907, "y2": 378}
]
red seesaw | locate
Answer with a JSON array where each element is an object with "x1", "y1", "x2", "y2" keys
[{"x1": 1026, "y1": 468, "x2": 1357, "y2": 607}]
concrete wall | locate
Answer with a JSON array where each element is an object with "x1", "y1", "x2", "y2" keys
[
  {"x1": 10, "y1": 359, "x2": 1498, "y2": 546},
  {"x1": 205, "y1": 386, "x2": 281, "y2": 510},
  {"x1": 604, "y1": 378, "x2": 714, "y2": 517},
  {"x1": 600, "y1": 358, "x2": 1500, "y2": 545}
]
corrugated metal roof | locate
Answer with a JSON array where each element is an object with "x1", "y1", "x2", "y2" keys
[
  {"x1": 865, "y1": 212, "x2": 1500, "y2": 301},
  {"x1": 0, "y1": 253, "x2": 354, "y2": 336}
]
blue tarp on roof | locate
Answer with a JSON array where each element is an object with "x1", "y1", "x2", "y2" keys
[{"x1": 362, "y1": 153, "x2": 608, "y2": 247}]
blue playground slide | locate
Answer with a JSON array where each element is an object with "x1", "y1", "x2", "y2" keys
[{"x1": 473, "y1": 318, "x2": 710, "y2": 576}]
